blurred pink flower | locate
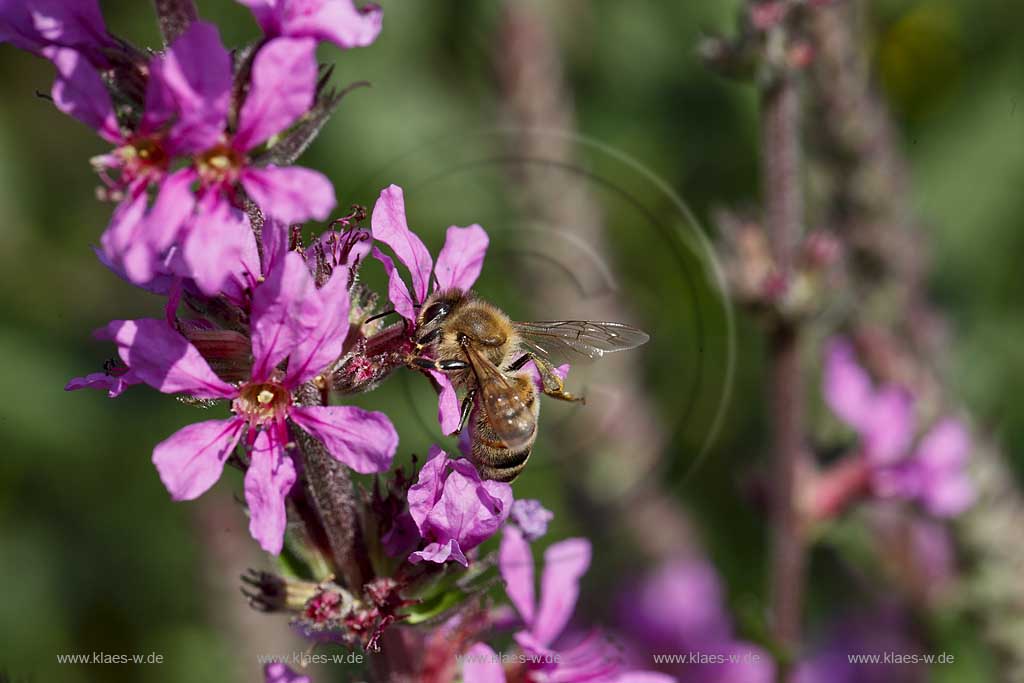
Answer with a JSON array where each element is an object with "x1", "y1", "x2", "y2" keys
[
  {"x1": 238, "y1": 0, "x2": 383, "y2": 49},
  {"x1": 793, "y1": 608, "x2": 926, "y2": 683},
  {"x1": 264, "y1": 662, "x2": 311, "y2": 683},
  {"x1": 823, "y1": 338, "x2": 974, "y2": 517},
  {"x1": 407, "y1": 446, "x2": 512, "y2": 566},
  {"x1": 100, "y1": 254, "x2": 397, "y2": 553},
  {"x1": 616, "y1": 558, "x2": 774, "y2": 683},
  {"x1": 370, "y1": 184, "x2": 489, "y2": 433},
  {"x1": 472, "y1": 527, "x2": 675, "y2": 683},
  {"x1": 509, "y1": 499, "x2": 554, "y2": 541},
  {"x1": 0, "y1": 0, "x2": 114, "y2": 66}
]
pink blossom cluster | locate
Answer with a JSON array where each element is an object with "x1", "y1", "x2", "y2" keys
[
  {"x1": 823, "y1": 338, "x2": 974, "y2": 517},
  {"x1": 0, "y1": 0, "x2": 519, "y2": 563},
  {"x1": 3, "y1": 4, "x2": 670, "y2": 681}
]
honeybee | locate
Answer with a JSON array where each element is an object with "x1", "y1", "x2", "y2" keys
[{"x1": 408, "y1": 288, "x2": 649, "y2": 482}]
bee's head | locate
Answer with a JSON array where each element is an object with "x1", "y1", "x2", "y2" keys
[
  {"x1": 416, "y1": 288, "x2": 467, "y2": 328},
  {"x1": 414, "y1": 288, "x2": 469, "y2": 347}
]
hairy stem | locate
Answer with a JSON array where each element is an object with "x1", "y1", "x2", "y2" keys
[
  {"x1": 761, "y1": 21, "x2": 806, "y2": 673},
  {"x1": 369, "y1": 629, "x2": 422, "y2": 683},
  {"x1": 810, "y1": 2, "x2": 1024, "y2": 677},
  {"x1": 291, "y1": 384, "x2": 369, "y2": 592},
  {"x1": 152, "y1": 0, "x2": 197, "y2": 45},
  {"x1": 292, "y1": 383, "x2": 418, "y2": 682}
]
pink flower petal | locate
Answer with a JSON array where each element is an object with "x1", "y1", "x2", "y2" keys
[
  {"x1": 534, "y1": 537, "x2": 591, "y2": 647},
  {"x1": 178, "y1": 198, "x2": 256, "y2": 296},
  {"x1": 260, "y1": 217, "x2": 290, "y2": 275},
  {"x1": 99, "y1": 191, "x2": 158, "y2": 285},
  {"x1": 152, "y1": 418, "x2": 243, "y2": 500},
  {"x1": 93, "y1": 244, "x2": 176, "y2": 296},
  {"x1": 0, "y1": 0, "x2": 112, "y2": 63},
  {"x1": 434, "y1": 224, "x2": 488, "y2": 291},
  {"x1": 499, "y1": 526, "x2": 536, "y2": 626},
  {"x1": 408, "y1": 445, "x2": 448, "y2": 531},
  {"x1": 64, "y1": 370, "x2": 139, "y2": 398},
  {"x1": 283, "y1": 268, "x2": 351, "y2": 386},
  {"x1": 371, "y1": 185, "x2": 433, "y2": 306},
  {"x1": 102, "y1": 168, "x2": 196, "y2": 288},
  {"x1": 49, "y1": 47, "x2": 119, "y2": 142},
  {"x1": 235, "y1": 0, "x2": 278, "y2": 33},
  {"x1": 287, "y1": 0, "x2": 382, "y2": 49},
  {"x1": 509, "y1": 499, "x2": 554, "y2": 541},
  {"x1": 98, "y1": 318, "x2": 236, "y2": 398},
  {"x1": 250, "y1": 251, "x2": 320, "y2": 381},
  {"x1": 431, "y1": 370, "x2": 461, "y2": 435},
  {"x1": 615, "y1": 673, "x2": 678, "y2": 683},
  {"x1": 263, "y1": 662, "x2": 311, "y2": 683},
  {"x1": 921, "y1": 470, "x2": 975, "y2": 518},
  {"x1": 823, "y1": 338, "x2": 873, "y2": 431},
  {"x1": 913, "y1": 418, "x2": 974, "y2": 517},
  {"x1": 241, "y1": 165, "x2": 336, "y2": 224},
  {"x1": 371, "y1": 246, "x2": 416, "y2": 321},
  {"x1": 153, "y1": 21, "x2": 231, "y2": 153},
  {"x1": 408, "y1": 451, "x2": 512, "y2": 566},
  {"x1": 244, "y1": 430, "x2": 297, "y2": 554},
  {"x1": 235, "y1": 37, "x2": 317, "y2": 151},
  {"x1": 915, "y1": 418, "x2": 970, "y2": 470},
  {"x1": 289, "y1": 405, "x2": 398, "y2": 473},
  {"x1": 461, "y1": 643, "x2": 506, "y2": 683},
  {"x1": 862, "y1": 386, "x2": 914, "y2": 465},
  {"x1": 141, "y1": 167, "x2": 198, "y2": 255},
  {"x1": 138, "y1": 57, "x2": 175, "y2": 136},
  {"x1": 409, "y1": 539, "x2": 467, "y2": 566}
]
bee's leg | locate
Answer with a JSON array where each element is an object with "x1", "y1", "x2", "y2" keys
[
  {"x1": 457, "y1": 388, "x2": 477, "y2": 434},
  {"x1": 413, "y1": 327, "x2": 443, "y2": 353},
  {"x1": 528, "y1": 355, "x2": 585, "y2": 404},
  {"x1": 409, "y1": 357, "x2": 469, "y2": 372},
  {"x1": 507, "y1": 354, "x2": 533, "y2": 371}
]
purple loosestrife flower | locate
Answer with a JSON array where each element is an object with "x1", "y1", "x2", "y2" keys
[
  {"x1": 474, "y1": 526, "x2": 674, "y2": 683},
  {"x1": 264, "y1": 663, "x2": 311, "y2": 683},
  {"x1": 876, "y1": 418, "x2": 975, "y2": 517},
  {"x1": 238, "y1": 0, "x2": 383, "y2": 49},
  {"x1": 370, "y1": 184, "x2": 489, "y2": 433},
  {"x1": 406, "y1": 446, "x2": 513, "y2": 566},
  {"x1": 0, "y1": 0, "x2": 114, "y2": 66},
  {"x1": 46, "y1": 22, "x2": 270, "y2": 293},
  {"x1": 793, "y1": 608, "x2": 926, "y2": 683},
  {"x1": 616, "y1": 559, "x2": 773, "y2": 683},
  {"x1": 100, "y1": 253, "x2": 397, "y2": 554},
  {"x1": 96, "y1": 25, "x2": 334, "y2": 292},
  {"x1": 823, "y1": 338, "x2": 975, "y2": 517},
  {"x1": 509, "y1": 499, "x2": 554, "y2": 542}
]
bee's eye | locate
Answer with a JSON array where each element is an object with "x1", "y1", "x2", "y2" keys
[{"x1": 422, "y1": 302, "x2": 450, "y2": 323}]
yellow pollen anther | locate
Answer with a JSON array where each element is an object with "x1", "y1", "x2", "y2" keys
[{"x1": 257, "y1": 389, "x2": 275, "y2": 405}]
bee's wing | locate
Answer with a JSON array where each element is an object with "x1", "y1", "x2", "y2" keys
[
  {"x1": 463, "y1": 343, "x2": 536, "y2": 450},
  {"x1": 512, "y1": 320, "x2": 650, "y2": 364}
]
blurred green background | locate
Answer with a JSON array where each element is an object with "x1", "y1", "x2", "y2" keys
[{"x1": 1, "y1": 1, "x2": 1021, "y2": 681}]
